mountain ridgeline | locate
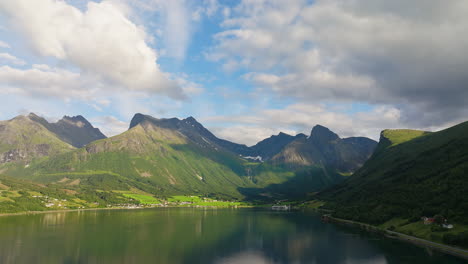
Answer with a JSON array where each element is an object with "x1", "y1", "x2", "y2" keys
[
  {"x1": 0, "y1": 112, "x2": 377, "y2": 205},
  {"x1": 128, "y1": 113, "x2": 309, "y2": 161},
  {"x1": 28, "y1": 113, "x2": 106, "y2": 148},
  {"x1": 0, "y1": 113, "x2": 105, "y2": 164}
]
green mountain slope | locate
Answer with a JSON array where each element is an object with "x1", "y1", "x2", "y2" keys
[
  {"x1": 0, "y1": 114, "x2": 74, "y2": 164},
  {"x1": 320, "y1": 121, "x2": 468, "y2": 228},
  {"x1": 7, "y1": 119, "x2": 255, "y2": 199}
]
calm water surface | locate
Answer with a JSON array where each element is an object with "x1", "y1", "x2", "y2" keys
[{"x1": 0, "y1": 208, "x2": 465, "y2": 264}]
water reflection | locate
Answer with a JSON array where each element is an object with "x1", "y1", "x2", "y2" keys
[
  {"x1": 216, "y1": 251, "x2": 271, "y2": 264},
  {"x1": 0, "y1": 208, "x2": 464, "y2": 264}
]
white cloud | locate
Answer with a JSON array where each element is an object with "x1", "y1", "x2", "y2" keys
[
  {"x1": 192, "y1": 0, "x2": 219, "y2": 21},
  {"x1": 209, "y1": 0, "x2": 468, "y2": 127},
  {"x1": 0, "y1": 52, "x2": 26, "y2": 65},
  {"x1": 0, "y1": 0, "x2": 185, "y2": 99},
  {"x1": 202, "y1": 102, "x2": 461, "y2": 145},
  {"x1": 175, "y1": 76, "x2": 205, "y2": 96},
  {"x1": 0, "y1": 65, "x2": 96, "y2": 100},
  {"x1": 210, "y1": 126, "x2": 297, "y2": 147},
  {"x1": 160, "y1": 0, "x2": 192, "y2": 60},
  {"x1": 90, "y1": 116, "x2": 129, "y2": 137},
  {"x1": 0, "y1": 40, "x2": 10, "y2": 49},
  {"x1": 127, "y1": 0, "x2": 200, "y2": 61}
]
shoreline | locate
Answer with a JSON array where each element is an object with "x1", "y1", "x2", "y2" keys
[
  {"x1": 324, "y1": 214, "x2": 468, "y2": 261},
  {"x1": 0, "y1": 206, "x2": 154, "y2": 217},
  {"x1": 0, "y1": 204, "x2": 258, "y2": 217}
]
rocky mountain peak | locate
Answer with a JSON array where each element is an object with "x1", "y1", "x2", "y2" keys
[
  {"x1": 59, "y1": 115, "x2": 91, "y2": 128},
  {"x1": 129, "y1": 113, "x2": 153, "y2": 129},
  {"x1": 184, "y1": 116, "x2": 197, "y2": 123},
  {"x1": 27, "y1": 112, "x2": 40, "y2": 119},
  {"x1": 310, "y1": 125, "x2": 340, "y2": 142}
]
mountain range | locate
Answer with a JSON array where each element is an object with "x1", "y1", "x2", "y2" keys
[{"x1": 0, "y1": 112, "x2": 376, "y2": 202}]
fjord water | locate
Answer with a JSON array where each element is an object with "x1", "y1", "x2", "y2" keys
[{"x1": 0, "y1": 208, "x2": 464, "y2": 264}]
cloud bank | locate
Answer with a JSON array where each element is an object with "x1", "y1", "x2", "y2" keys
[
  {"x1": 209, "y1": 0, "x2": 468, "y2": 128},
  {"x1": 0, "y1": 0, "x2": 185, "y2": 99}
]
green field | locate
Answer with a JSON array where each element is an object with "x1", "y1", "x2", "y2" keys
[
  {"x1": 192, "y1": 201, "x2": 244, "y2": 207},
  {"x1": 167, "y1": 195, "x2": 202, "y2": 203},
  {"x1": 382, "y1": 129, "x2": 429, "y2": 146},
  {"x1": 122, "y1": 193, "x2": 161, "y2": 205},
  {"x1": 166, "y1": 195, "x2": 246, "y2": 207}
]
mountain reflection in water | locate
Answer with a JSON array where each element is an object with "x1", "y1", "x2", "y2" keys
[{"x1": 0, "y1": 208, "x2": 464, "y2": 264}]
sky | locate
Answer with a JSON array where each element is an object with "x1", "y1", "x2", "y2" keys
[{"x1": 0, "y1": 0, "x2": 467, "y2": 146}]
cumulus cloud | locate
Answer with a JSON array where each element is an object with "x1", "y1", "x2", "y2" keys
[
  {"x1": 208, "y1": 0, "x2": 468, "y2": 128},
  {"x1": 0, "y1": 65, "x2": 97, "y2": 100},
  {"x1": 0, "y1": 0, "x2": 185, "y2": 99},
  {"x1": 0, "y1": 53, "x2": 26, "y2": 65}
]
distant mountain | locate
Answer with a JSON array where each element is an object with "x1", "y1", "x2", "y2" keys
[
  {"x1": 129, "y1": 114, "x2": 304, "y2": 161},
  {"x1": 271, "y1": 125, "x2": 377, "y2": 173},
  {"x1": 247, "y1": 132, "x2": 307, "y2": 161},
  {"x1": 128, "y1": 114, "x2": 378, "y2": 171},
  {"x1": 0, "y1": 114, "x2": 74, "y2": 164},
  {"x1": 29, "y1": 113, "x2": 106, "y2": 148},
  {"x1": 320, "y1": 121, "x2": 468, "y2": 227}
]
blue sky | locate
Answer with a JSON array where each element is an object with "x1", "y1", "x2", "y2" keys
[{"x1": 1, "y1": 0, "x2": 467, "y2": 145}]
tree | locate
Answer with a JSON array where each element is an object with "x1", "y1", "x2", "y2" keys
[{"x1": 433, "y1": 214, "x2": 445, "y2": 225}]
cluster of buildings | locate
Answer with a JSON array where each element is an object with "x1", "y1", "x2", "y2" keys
[
  {"x1": 43, "y1": 198, "x2": 68, "y2": 208},
  {"x1": 421, "y1": 216, "x2": 454, "y2": 229}
]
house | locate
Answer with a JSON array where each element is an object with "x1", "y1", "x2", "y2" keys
[{"x1": 421, "y1": 216, "x2": 435, "y2": 225}]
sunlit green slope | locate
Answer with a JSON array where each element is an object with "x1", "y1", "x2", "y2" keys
[
  {"x1": 321, "y1": 121, "x2": 468, "y2": 227},
  {"x1": 7, "y1": 120, "x2": 255, "y2": 199},
  {"x1": 0, "y1": 114, "x2": 74, "y2": 164}
]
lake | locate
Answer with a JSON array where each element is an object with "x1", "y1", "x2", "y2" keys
[{"x1": 0, "y1": 208, "x2": 465, "y2": 264}]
